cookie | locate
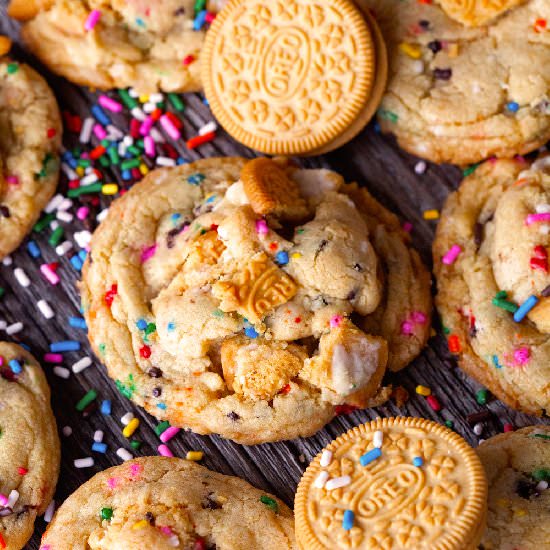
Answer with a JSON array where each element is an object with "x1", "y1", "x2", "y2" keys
[
  {"x1": 433, "y1": 157, "x2": 550, "y2": 415},
  {"x1": 8, "y1": 0, "x2": 223, "y2": 93},
  {"x1": 80, "y1": 157, "x2": 431, "y2": 444},
  {"x1": 201, "y1": 0, "x2": 387, "y2": 155},
  {"x1": 359, "y1": 0, "x2": 550, "y2": 165},
  {"x1": 295, "y1": 416, "x2": 488, "y2": 550},
  {"x1": 477, "y1": 426, "x2": 550, "y2": 550},
  {"x1": 0, "y1": 342, "x2": 60, "y2": 550},
  {"x1": 0, "y1": 55, "x2": 61, "y2": 260},
  {"x1": 436, "y1": 0, "x2": 527, "y2": 26},
  {"x1": 40, "y1": 456, "x2": 296, "y2": 549}
]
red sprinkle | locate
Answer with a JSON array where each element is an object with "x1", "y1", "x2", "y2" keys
[
  {"x1": 335, "y1": 404, "x2": 359, "y2": 415},
  {"x1": 183, "y1": 55, "x2": 196, "y2": 66},
  {"x1": 503, "y1": 423, "x2": 514, "y2": 432},
  {"x1": 139, "y1": 345, "x2": 151, "y2": 359},
  {"x1": 530, "y1": 245, "x2": 548, "y2": 272},
  {"x1": 534, "y1": 18, "x2": 547, "y2": 32},
  {"x1": 0, "y1": 532, "x2": 6, "y2": 550},
  {"x1": 448, "y1": 334, "x2": 461, "y2": 353},
  {"x1": 151, "y1": 108, "x2": 163, "y2": 122},
  {"x1": 47, "y1": 128, "x2": 57, "y2": 138},
  {"x1": 165, "y1": 111, "x2": 182, "y2": 129},
  {"x1": 294, "y1": 317, "x2": 301, "y2": 323},
  {"x1": 18, "y1": 467, "x2": 28, "y2": 475},
  {"x1": 426, "y1": 395, "x2": 441, "y2": 411},
  {"x1": 90, "y1": 145, "x2": 106, "y2": 160},
  {"x1": 194, "y1": 538, "x2": 206, "y2": 550},
  {"x1": 186, "y1": 131, "x2": 216, "y2": 150},
  {"x1": 278, "y1": 384, "x2": 291, "y2": 395},
  {"x1": 104, "y1": 284, "x2": 118, "y2": 307},
  {"x1": 269, "y1": 242, "x2": 278, "y2": 251},
  {"x1": 130, "y1": 118, "x2": 141, "y2": 138}
]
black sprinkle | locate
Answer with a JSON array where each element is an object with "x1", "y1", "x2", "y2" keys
[
  {"x1": 466, "y1": 410, "x2": 492, "y2": 425},
  {"x1": 174, "y1": 7, "x2": 185, "y2": 16},
  {"x1": 469, "y1": 324, "x2": 477, "y2": 339},
  {"x1": 166, "y1": 227, "x2": 181, "y2": 249},
  {"x1": 227, "y1": 411, "x2": 240, "y2": 421},
  {"x1": 316, "y1": 240, "x2": 328, "y2": 253},
  {"x1": 152, "y1": 386, "x2": 162, "y2": 398},
  {"x1": 347, "y1": 289, "x2": 358, "y2": 301},
  {"x1": 516, "y1": 477, "x2": 540, "y2": 500},
  {"x1": 147, "y1": 366, "x2": 163, "y2": 378},
  {"x1": 427, "y1": 40, "x2": 442, "y2": 54},
  {"x1": 434, "y1": 68, "x2": 453, "y2": 80},
  {"x1": 0, "y1": 205, "x2": 10, "y2": 218},
  {"x1": 419, "y1": 19, "x2": 430, "y2": 29},
  {"x1": 145, "y1": 512, "x2": 155, "y2": 525},
  {"x1": 474, "y1": 222, "x2": 484, "y2": 249},
  {"x1": 541, "y1": 284, "x2": 550, "y2": 297},
  {"x1": 353, "y1": 263, "x2": 364, "y2": 272}
]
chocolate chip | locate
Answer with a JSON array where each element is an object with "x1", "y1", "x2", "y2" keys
[
  {"x1": 346, "y1": 289, "x2": 358, "y2": 301},
  {"x1": 152, "y1": 386, "x2": 162, "y2": 397},
  {"x1": 202, "y1": 492, "x2": 222, "y2": 510},
  {"x1": 145, "y1": 512, "x2": 155, "y2": 525},
  {"x1": 542, "y1": 284, "x2": 550, "y2": 297},
  {"x1": 516, "y1": 477, "x2": 540, "y2": 500},
  {"x1": 227, "y1": 411, "x2": 240, "y2": 421},
  {"x1": 419, "y1": 19, "x2": 430, "y2": 28},
  {"x1": 427, "y1": 40, "x2": 442, "y2": 54},
  {"x1": 147, "y1": 367, "x2": 163, "y2": 378},
  {"x1": 166, "y1": 228, "x2": 181, "y2": 249},
  {"x1": 434, "y1": 68, "x2": 452, "y2": 80},
  {"x1": 466, "y1": 410, "x2": 492, "y2": 425},
  {"x1": 0, "y1": 205, "x2": 10, "y2": 218},
  {"x1": 353, "y1": 263, "x2": 363, "y2": 272},
  {"x1": 174, "y1": 7, "x2": 185, "y2": 16},
  {"x1": 474, "y1": 222, "x2": 484, "y2": 249},
  {"x1": 469, "y1": 325, "x2": 477, "y2": 338}
]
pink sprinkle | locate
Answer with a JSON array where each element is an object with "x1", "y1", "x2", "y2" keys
[
  {"x1": 98, "y1": 95, "x2": 123, "y2": 113},
  {"x1": 402, "y1": 221, "x2": 413, "y2": 233},
  {"x1": 44, "y1": 353, "x2": 63, "y2": 363},
  {"x1": 426, "y1": 395, "x2": 441, "y2": 411},
  {"x1": 526, "y1": 213, "x2": 550, "y2": 225},
  {"x1": 140, "y1": 116, "x2": 154, "y2": 137},
  {"x1": 442, "y1": 244, "x2": 462, "y2": 265},
  {"x1": 40, "y1": 263, "x2": 60, "y2": 285},
  {"x1": 160, "y1": 426, "x2": 180, "y2": 443},
  {"x1": 411, "y1": 311, "x2": 427, "y2": 324},
  {"x1": 141, "y1": 244, "x2": 157, "y2": 263},
  {"x1": 93, "y1": 124, "x2": 107, "y2": 140},
  {"x1": 0, "y1": 493, "x2": 8, "y2": 507},
  {"x1": 0, "y1": 357, "x2": 3, "y2": 366},
  {"x1": 183, "y1": 55, "x2": 195, "y2": 66},
  {"x1": 6, "y1": 175, "x2": 18, "y2": 185},
  {"x1": 40, "y1": 546, "x2": 51, "y2": 550},
  {"x1": 255, "y1": 219, "x2": 268, "y2": 236},
  {"x1": 401, "y1": 320, "x2": 414, "y2": 335},
  {"x1": 160, "y1": 114, "x2": 181, "y2": 141},
  {"x1": 144, "y1": 135, "x2": 156, "y2": 157},
  {"x1": 513, "y1": 346, "x2": 530, "y2": 365},
  {"x1": 107, "y1": 477, "x2": 119, "y2": 489},
  {"x1": 503, "y1": 423, "x2": 514, "y2": 432},
  {"x1": 160, "y1": 526, "x2": 173, "y2": 536},
  {"x1": 158, "y1": 444, "x2": 173, "y2": 457},
  {"x1": 330, "y1": 315, "x2": 343, "y2": 329},
  {"x1": 514, "y1": 155, "x2": 527, "y2": 164},
  {"x1": 76, "y1": 206, "x2": 90, "y2": 220},
  {"x1": 129, "y1": 463, "x2": 142, "y2": 476},
  {"x1": 84, "y1": 9, "x2": 101, "y2": 31}
]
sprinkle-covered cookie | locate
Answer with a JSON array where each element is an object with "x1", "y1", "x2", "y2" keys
[
  {"x1": 359, "y1": 0, "x2": 550, "y2": 164},
  {"x1": 436, "y1": 0, "x2": 527, "y2": 26},
  {"x1": 202, "y1": 0, "x2": 387, "y2": 155},
  {"x1": 80, "y1": 157, "x2": 431, "y2": 444},
  {"x1": 477, "y1": 426, "x2": 550, "y2": 550},
  {"x1": 40, "y1": 457, "x2": 296, "y2": 549},
  {"x1": 0, "y1": 342, "x2": 60, "y2": 550},
  {"x1": 8, "y1": 0, "x2": 223, "y2": 93},
  {"x1": 295, "y1": 417, "x2": 487, "y2": 550},
  {"x1": 0, "y1": 55, "x2": 61, "y2": 260},
  {"x1": 433, "y1": 157, "x2": 550, "y2": 415}
]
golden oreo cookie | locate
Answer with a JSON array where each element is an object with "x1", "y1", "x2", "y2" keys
[
  {"x1": 202, "y1": 0, "x2": 381, "y2": 155},
  {"x1": 295, "y1": 417, "x2": 487, "y2": 550},
  {"x1": 436, "y1": 0, "x2": 526, "y2": 26}
]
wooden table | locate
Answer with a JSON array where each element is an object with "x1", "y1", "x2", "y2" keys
[{"x1": 1, "y1": 4, "x2": 548, "y2": 548}]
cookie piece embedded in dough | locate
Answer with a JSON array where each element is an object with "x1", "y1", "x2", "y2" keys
[{"x1": 436, "y1": 0, "x2": 527, "y2": 26}]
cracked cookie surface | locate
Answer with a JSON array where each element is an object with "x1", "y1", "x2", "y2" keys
[
  {"x1": 40, "y1": 457, "x2": 296, "y2": 549},
  {"x1": 0, "y1": 342, "x2": 60, "y2": 550},
  {"x1": 359, "y1": 0, "x2": 550, "y2": 164},
  {"x1": 477, "y1": 426, "x2": 550, "y2": 550},
  {"x1": 433, "y1": 157, "x2": 550, "y2": 414},
  {"x1": 80, "y1": 157, "x2": 431, "y2": 444},
  {"x1": 0, "y1": 58, "x2": 61, "y2": 260}
]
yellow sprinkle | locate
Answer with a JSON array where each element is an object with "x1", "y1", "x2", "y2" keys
[
  {"x1": 447, "y1": 43, "x2": 459, "y2": 58},
  {"x1": 0, "y1": 36, "x2": 12, "y2": 57},
  {"x1": 139, "y1": 94, "x2": 150, "y2": 103},
  {"x1": 123, "y1": 417, "x2": 140, "y2": 438},
  {"x1": 415, "y1": 385, "x2": 431, "y2": 396},
  {"x1": 132, "y1": 519, "x2": 148, "y2": 530},
  {"x1": 76, "y1": 166, "x2": 85, "y2": 177},
  {"x1": 102, "y1": 183, "x2": 118, "y2": 195},
  {"x1": 514, "y1": 508, "x2": 527, "y2": 517},
  {"x1": 423, "y1": 209, "x2": 440, "y2": 220},
  {"x1": 291, "y1": 253, "x2": 302, "y2": 259},
  {"x1": 139, "y1": 163, "x2": 149, "y2": 175},
  {"x1": 186, "y1": 451, "x2": 203, "y2": 461},
  {"x1": 399, "y1": 42, "x2": 422, "y2": 59}
]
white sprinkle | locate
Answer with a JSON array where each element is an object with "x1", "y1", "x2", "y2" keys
[
  {"x1": 199, "y1": 121, "x2": 218, "y2": 135},
  {"x1": 6, "y1": 322, "x2": 23, "y2": 335},
  {"x1": 94, "y1": 430, "x2": 104, "y2": 443},
  {"x1": 143, "y1": 101, "x2": 156, "y2": 113},
  {"x1": 116, "y1": 448, "x2": 133, "y2": 461},
  {"x1": 61, "y1": 163, "x2": 78, "y2": 180},
  {"x1": 43, "y1": 499, "x2": 55, "y2": 522},
  {"x1": 72, "y1": 356, "x2": 92, "y2": 374},
  {"x1": 81, "y1": 173, "x2": 98, "y2": 186},
  {"x1": 74, "y1": 230, "x2": 92, "y2": 249},
  {"x1": 535, "y1": 203, "x2": 550, "y2": 214},
  {"x1": 320, "y1": 450, "x2": 333, "y2": 468},
  {"x1": 149, "y1": 93, "x2": 164, "y2": 103},
  {"x1": 128, "y1": 88, "x2": 139, "y2": 98},
  {"x1": 45, "y1": 194, "x2": 64, "y2": 213},
  {"x1": 168, "y1": 535, "x2": 180, "y2": 547},
  {"x1": 74, "y1": 457, "x2": 94, "y2": 468},
  {"x1": 121, "y1": 412, "x2": 134, "y2": 425},
  {"x1": 473, "y1": 423, "x2": 483, "y2": 435},
  {"x1": 131, "y1": 107, "x2": 146, "y2": 121},
  {"x1": 414, "y1": 161, "x2": 427, "y2": 174},
  {"x1": 56, "y1": 210, "x2": 74, "y2": 223},
  {"x1": 0, "y1": 320, "x2": 6, "y2": 330},
  {"x1": 122, "y1": 135, "x2": 134, "y2": 147},
  {"x1": 50, "y1": 220, "x2": 59, "y2": 231},
  {"x1": 373, "y1": 430, "x2": 384, "y2": 448},
  {"x1": 62, "y1": 426, "x2": 72, "y2": 437},
  {"x1": 14, "y1": 267, "x2": 30, "y2": 287},
  {"x1": 150, "y1": 128, "x2": 166, "y2": 143},
  {"x1": 118, "y1": 142, "x2": 127, "y2": 156},
  {"x1": 156, "y1": 156, "x2": 176, "y2": 167},
  {"x1": 478, "y1": 438, "x2": 485, "y2": 445},
  {"x1": 97, "y1": 208, "x2": 109, "y2": 222},
  {"x1": 325, "y1": 475, "x2": 351, "y2": 490},
  {"x1": 55, "y1": 241, "x2": 73, "y2": 256},
  {"x1": 411, "y1": 60, "x2": 424, "y2": 74},
  {"x1": 536, "y1": 480, "x2": 549, "y2": 491},
  {"x1": 37, "y1": 299, "x2": 55, "y2": 319},
  {"x1": 79, "y1": 117, "x2": 95, "y2": 143},
  {"x1": 314, "y1": 471, "x2": 329, "y2": 489},
  {"x1": 106, "y1": 124, "x2": 123, "y2": 141},
  {"x1": 2, "y1": 256, "x2": 12, "y2": 266},
  {"x1": 53, "y1": 366, "x2": 70, "y2": 379},
  {"x1": 6, "y1": 490, "x2": 19, "y2": 509},
  {"x1": 57, "y1": 198, "x2": 73, "y2": 212}
]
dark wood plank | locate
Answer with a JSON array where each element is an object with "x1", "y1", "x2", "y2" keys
[{"x1": 0, "y1": 4, "x2": 547, "y2": 548}]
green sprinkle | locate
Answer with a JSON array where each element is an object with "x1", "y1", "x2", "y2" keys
[
  {"x1": 260, "y1": 495, "x2": 279, "y2": 513},
  {"x1": 119, "y1": 89, "x2": 137, "y2": 109},
  {"x1": 49, "y1": 226, "x2": 64, "y2": 247},
  {"x1": 99, "y1": 156, "x2": 110, "y2": 168},
  {"x1": 532, "y1": 434, "x2": 550, "y2": 440},
  {"x1": 296, "y1": 228, "x2": 305, "y2": 234},
  {"x1": 101, "y1": 507, "x2": 113, "y2": 521},
  {"x1": 116, "y1": 375, "x2": 136, "y2": 399},
  {"x1": 108, "y1": 147, "x2": 120, "y2": 165},
  {"x1": 34, "y1": 213, "x2": 55, "y2": 232},
  {"x1": 532, "y1": 468, "x2": 550, "y2": 481},
  {"x1": 492, "y1": 297, "x2": 518, "y2": 313},
  {"x1": 0, "y1": 288, "x2": 5, "y2": 299},
  {"x1": 98, "y1": 343, "x2": 106, "y2": 355},
  {"x1": 442, "y1": 325, "x2": 451, "y2": 335},
  {"x1": 76, "y1": 389, "x2": 98, "y2": 411},
  {"x1": 78, "y1": 158, "x2": 92, "y2": 168},
  {"x1": 476, "y1": 389, "x2": 488, "y2": 405},
  {"x1": 120, "y1": 158, "x2": 141, "y2": 170},
  {"x1": 145, "y1": 322, "x2": 156, "y2": 335},
  {"x1": 463, "y1": 163, "x2": 480, "y2": 177},
  {"x1": 6, "y1": 63, "x2": 19, "y2": 74},
  {"x1": 67, "y1": 183, "x2": 103, "y2": 198},
  {"x1": 130, "y1": 439, "x2": 142, "y2": 450},
  {"x1": 155, "y1": 421, "x2": 170, "y2": 436},
  {"x1": 168, "y1": 93, "x2": 185, "y2": 112},
  {"x1": 444, "y1": 420, "x2": 454, "y2": 430},
  {"x1": 495, "y1": 290, "x2": 508, "y2": 299},
  {"x1": 194, "y1": 0, "x2": 207, "y2": 12},
  {"x1": 37, "y1": 153, "x2": 57, "y2": 179},
  {"x1": 378, "y1": 109, "x2": 398, "y2": 123},
  {"x1": 100, "y1": 139, "x2": 110, "y2": 147},
  {"x1": 212, "y1": 309, "x2": 224, "y2": 318},
  {"x1": 127, "y1": 145, "x2": 141, "y2": 156}
]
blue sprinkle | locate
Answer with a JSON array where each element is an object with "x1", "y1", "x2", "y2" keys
[
  {"x1": 342, "y1": 510, "x2": 354, "y2": 531},
  {"x1": 70, "y1": 255, "x2": 83, "y2": 271},
  {"x1": 203, "y1": 97, "x2": 209, "y2": 106},
  {"x1": 506, "y1": 101, "x2": 520, "y2": 113},
  {"x1": 92, "y1": 442, "x2": 107, "y2": 453},
  {"x1": 171, "y1": 213, "x2": 182, "y2": 223},
  {"x1": 78, "y1": 250, "x2": 87, "y2": 262},
  {"x1": 244, "y1": 326, "x2": 258, "y2": 338},
  {"x1": 492, "y1": 355, "x2": 502, "y2": 369},
  {"x1": 206, "y1": 194, "x2": 217, "y2": 203},
  {"x1": 177, "y1": 157, "x2": 189, "y2": 165},
  {"x1": 413, "y1": 456, "x2": 424, "y2": 467},
  {"x1": 67, "y1": 157, "x2": 78, "y2": 169},
  {"x1": 187, "y1": 173, "x2": 206, "y2": 185},
  {"x1": 100, "y1": 400, "x2": 112, "y2": 415},
  {"x1": 167, "y1": 322, "x2": 176, "y2": 332},
  {"x1": 91, "y1": 104, "x2": 111, "y2": 126},
  {"x1": 136, "y1": 319, "x2": 148, "y2": 330},
  {"x1": 122, "y1": 169, "x2": 132, "y2": 181},
  {"x1": 135, "y1": 16, "x2": 146, "y2": 28},
  {"x1": 157, "y1": 402, "x2": 167, "y2": 410},
  {"x1": 513, "y1": 295, "x2": 538, "y2": 322},
  {"x1": 193, "y1": 9, "x2": 207, "y2": 30},
  {"x1": 275, "y1": 251, "x2": 289, "y2": 266},
  {"x1": 20, "y1": 343, "x2": 30, "y2": 352},
  {"x1": 50, "y1": 340, "x2": 80, "y2": 352},
  {"x1": 27, "y1": 240, "x2": 41, "y2": 258},
  {"x1": 360, "y1": 447, "x2": 382, "y2": 467},
  {"x1": 8, "y1": 359, "x2": 22, "y2": 374},
  {"x1": 69, "y1": 316, "x2": 87, "y2": 330}
]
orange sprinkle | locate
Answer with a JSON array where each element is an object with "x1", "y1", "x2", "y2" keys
[
  {"x1": 534, "y1": 18, "x2": 547, "y2": 32},
  {"x1": 448, "y1": 334, "x2": 461, "y2": 353}
]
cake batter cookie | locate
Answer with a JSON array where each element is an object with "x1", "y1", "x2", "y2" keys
[
  {"x1": 0, "y1": 55, "x2": 61, "y2": 260},
  {"x1": 8, "y1": 0, "x2": 223, "y2": 93},
  {"x1": 295, "y1": 416, "x2": 488, "y2": 550},
  {"x1": 40, "y1": 457, "x2": 296, "y2": 549},
  {"x1": 360, "y1": 0, "x2": 550, "y2": 165},
  {"x1": 80, "y1": 157, "x2": 431, "y2": 444},
  {"x1": 477, "y1": 426, "x2": 550, "y2": 550},
  {"x1": 436, "y1": 0, "x2": 527, "y2": 26},
  {"x1": 0, "y1": 342, "x2": 60, "y2": 550},
  {"x1": 434, "y1": 157, "x2": 550, "y2": 414}
]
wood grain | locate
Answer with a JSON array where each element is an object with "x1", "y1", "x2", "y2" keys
[{"x1": 0, "y1": 4, "x2": 547, "y2": 548}]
